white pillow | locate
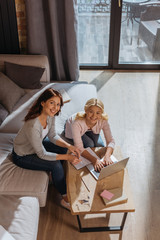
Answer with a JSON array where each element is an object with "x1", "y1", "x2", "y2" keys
[{"x1": 58, "y1": 88, "x2": 71, "y2": 103}]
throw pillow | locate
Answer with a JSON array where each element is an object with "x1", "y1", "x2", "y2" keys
[
  {"x1": 0, "y1": 103, "x2": 9, "y2": 125},
  {"x1": 5, "y1": 61, "x2": 45, "y2": 89},
  {"x1": 57, "y1": 88, "x2": 71, "y2": 104},
  {"x1": 0, "y1": 72, "x2": 25, "y2": 113}
]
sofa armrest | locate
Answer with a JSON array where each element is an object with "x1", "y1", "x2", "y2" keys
[
  {"x1": 0, "y1": 54, "x2": 50, "y2": 83},
  {"x1": 0, "y1": 196, "x2": 39, "y2": 240}
]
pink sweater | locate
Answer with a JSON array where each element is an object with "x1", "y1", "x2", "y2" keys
[{"x1": 65, "y1": 113, "x2": 115, "y2": 153}]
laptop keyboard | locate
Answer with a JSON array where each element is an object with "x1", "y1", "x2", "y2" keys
[{"x1": 92, "y1": 169, "x2": 100, "y2": 178}]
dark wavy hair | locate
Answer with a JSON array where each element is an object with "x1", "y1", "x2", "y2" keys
[{"x1": 24, "y1": 88, "x2": 63, "y2": 121}]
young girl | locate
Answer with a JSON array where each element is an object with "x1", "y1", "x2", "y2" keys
[
  {"x1": 65, "y1": 98, "x2": 115, "y2": 172},
  {"x1": 12, "y1": 88, "x2": 80, "y2": 210}
]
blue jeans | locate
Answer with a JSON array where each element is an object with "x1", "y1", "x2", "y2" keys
[
  {"x1": 82, "y1": 131, "x2": 104, "y2": 148},
  {"x1": 66, "y1": 131, "x2": 104, "y2": 148},
  {"x1": 12, "y1": 137, "x2": 68, "y2": 195}
]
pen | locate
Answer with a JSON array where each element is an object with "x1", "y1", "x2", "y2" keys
[{"x1": 81, "y1": 177, "x2": 90, "y2": 192}]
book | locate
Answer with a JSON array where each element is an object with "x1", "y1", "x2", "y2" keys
[
  {"x1": 100, "y1": 189, "x2": 114, "y2": 200},
  {"x1": 72, "y1": 154, "x2": 91, "y2": 170},
  {"x1": 100, "y1": 188, "x2": 128, "y2": 207},
  {"x1": 71, "y1": 147, "x2": 97, "y2": 170},
  {"x1": 0, "y1": 225, "x2": 15, "y2": 240}
]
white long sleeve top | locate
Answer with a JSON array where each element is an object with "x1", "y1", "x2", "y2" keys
[{"x1": 14, "y1": 116, "x2": 60, "y2": 161}]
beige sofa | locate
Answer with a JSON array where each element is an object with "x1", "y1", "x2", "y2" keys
[
  {"x1": 0, "y1": 195, "x2": 39, "y2": 240},
  {"x1": 0, "y1": 55, "x2": 51, "y2": 240},
  {"x1": 0, "y1": 54, "x2": 97, "y2": 239}
]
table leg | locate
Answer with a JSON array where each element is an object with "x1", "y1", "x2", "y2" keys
[
  {"x1": 120, "y1": 212, "x2": 128, "y2": 230},
  {"x1": 76, "y1": 212, "x2": 128, "y2": 233}
]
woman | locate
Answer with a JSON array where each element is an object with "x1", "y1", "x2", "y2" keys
[
  {"x1": 65, "y1": 98, "x2": 115, "y2": 172},
  {"x1": 12, "y1": 88, "x2": 80, "y2": 210}
]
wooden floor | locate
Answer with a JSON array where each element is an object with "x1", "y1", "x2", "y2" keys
[{"x1": 37, "y1": 70, "x2": 160, "y2": 240}]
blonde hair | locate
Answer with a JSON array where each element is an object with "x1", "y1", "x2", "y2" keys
[{"x1": 75, "y1": 98, "x2": 108, "y2": 120}]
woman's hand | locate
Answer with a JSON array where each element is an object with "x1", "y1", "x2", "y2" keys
[
  {"x1": 103, "y1": 156, "x2": 113, "y2": 166},
  {"x1": 68, "y1": 145, "x2": 80, "y2": 158},
  {"x1": 66, "y1": 154, "x2": 81, "y2": 165},
  {"x1": 93, "y1": 159, "x2": 104, "y2": 172}
]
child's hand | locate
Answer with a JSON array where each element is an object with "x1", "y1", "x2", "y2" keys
[
  {"x1": 68, "y1": 145, "x2": 80, "y2": 158},
  {"x1": 93, "y1": 159, "x2": 104, "y2": 172},
  {"x1": 103, "y1": 156, "x2": 113, "y2": 166},
  {"x1": 66, "y1": 154, "x2": 81, "y2": 165}
]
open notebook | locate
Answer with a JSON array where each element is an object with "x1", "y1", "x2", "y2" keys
[
  {"x1": 71, "y1": 149, "x2": 91, "y2": 170},
  {"x1": 72, "y1": 147, "x2": 105, "y2": 170}
]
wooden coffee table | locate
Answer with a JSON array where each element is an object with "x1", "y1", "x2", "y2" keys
[{"x1": 66, "y1": 147, "x2": 135, "y2": 232}]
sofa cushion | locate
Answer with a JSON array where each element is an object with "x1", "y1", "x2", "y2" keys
[
  {"x1": 0, "y1": 104, "x2": 9, "y2": 126},
  {"x1": 5, "y1": 61, "x2": 45, "y2": 89},
  {"x1": 0, "y1": 154, "x2": 49, "y2": 207},
  {"x1": 0, "y1": 83, "x2": 55, "y2": 133},
  {"x1": 0, "y1": 133, "x2": 15, "y2": 164},
  {"x1": 0, "y1": 195, "x2": 39, "y2": 240},
  {"x1": 58, "y1": 88, "x2": 71, "y2": 103},
  {"x1": 0, "y1": 72, "x2": 25, "y2": 113}
]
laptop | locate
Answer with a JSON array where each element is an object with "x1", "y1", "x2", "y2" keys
[{"x1": 86, "y1": 156, "x2": 129, "y2": 181}]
